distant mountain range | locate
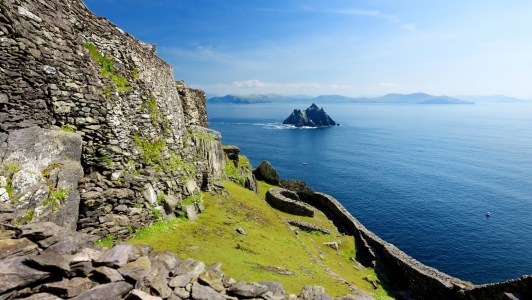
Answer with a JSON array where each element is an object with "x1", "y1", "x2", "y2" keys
[
  {"x1": 208, "y1": 93, "x2": 479, "y2": 104},
  {"x1": 456, "y1": 95, "x2": 528, "y2": 103}
]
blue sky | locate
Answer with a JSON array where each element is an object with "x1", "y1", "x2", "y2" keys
[{"x1": 84, "y1": 0, "x2": 532, "y2": 98}]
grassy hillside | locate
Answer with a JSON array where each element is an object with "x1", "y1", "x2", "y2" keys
[{"x1": 129, "y1": 180, "x2": 393, "y2": 299}]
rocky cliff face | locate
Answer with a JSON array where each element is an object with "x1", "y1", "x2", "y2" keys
[
  {"x1": 0, "y1": 0, "x2": 224, "y2": 237},
  {"x1": 283, "y1": 103, "x2": 337, "y2": 127}
]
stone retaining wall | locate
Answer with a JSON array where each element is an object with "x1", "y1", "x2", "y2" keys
[
  {"x1": 299, "y1": 191, "x2": 532, "y2": 299},
  {"x1": 266, "y1": 188, "x2": 315, "y2": 217}
]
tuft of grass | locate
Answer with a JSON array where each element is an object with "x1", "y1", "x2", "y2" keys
[
  {"x1": 44, "y1": 188, "x2": 70, "y2": 211},
  {"x1": 95, "y1": 235, "x2": 115, "y2": 247},
  {"x1": 132, "y1": 67, "x2": 140, "y2": 79},
  {"x1": 60, "y1": 124, "x2": 75, "y2": 132},
  {"x1": 25, "y1": 210, "x2": 34, "y2": 223},
  {"x1": 181, "y1": 191, "x2": 203, "y2": 207},
  {"x1": 151, "y1": 207, "x2": 162, "y2": 220},
  {"x1": 83, "y1": 42, "x2": 131, "y2": 94},
  {"x1": 133, "y1": 133, "x2": 195, "y2": 179},
  {"x1": 130, "y1": 180, "x2": 393, "y2": 298}
]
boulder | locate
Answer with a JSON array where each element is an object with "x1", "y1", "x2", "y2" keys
[
  {"x1": 253, "y1": 161, "x2": 281, "y2": 186},
  {"x1": 228, "y1": 281, "x2": 268, "y2": 298},
  {"x1": 70, "y1": 282, "x2": 133, "y2": 300},
  {"x1": 118, "y1": 256, "x2": 152, "y2": 281},
  {"x1": 299, "y1": 285, "x2": 333, "y2": 300},
  {"x1": 0, "y1": 256, "x2": 50, "y2": 294},
  {"x1": 191, "y1": 282, "x2": 225, "y2": 300},
  {"x1": 0, "y1": 238, "x2": 39, "y2": 259},
  {"x1": 41, "y1": 277, "x2": 97, "y2": 298},
  {"x1": 0, "y1": 127, "x2": 83, "y2": 230},
  {"x1": 95, "y1": 244, "x2": 135, "y2": 267},
  {"x1": 198, "y1": 262, "x2": 225, "y2": 292}
]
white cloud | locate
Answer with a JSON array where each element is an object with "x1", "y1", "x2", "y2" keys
[
  {"x1": 379, "y1": 82, "x2": 400, "y2": 87},
  {"x1": 194, "y1": 80, "x2": 351, "y2": 96}
]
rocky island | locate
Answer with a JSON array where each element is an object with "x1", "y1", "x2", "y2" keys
[
  {"x1": 0, "y1": 1, "x2": 531, "y2": 299},
  {"x1": 283, "y1": 103, "x2": 337, "y2": 127}
]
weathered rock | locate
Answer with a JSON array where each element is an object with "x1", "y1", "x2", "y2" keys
[
  {"x1": 71, "y1": 247, "x2": 104, "y2": 263},
  {"x1": 146, "y1": 273, "x2": 173, "y2": 299},
  {"x1": 127, "y1": 289, "x2": 163, "y2": 300},
  {"x1": 0, "y1": 256, "x2": 49, "y2": 294},
  {"x1": 70, "y1": 282, "x2": 133, "y2": 300},
  {"x1": 95, "y1": 244, "x2": 135, "y2": 267},
  {"x1": 129, "y1": 244, "x2": 154, "y2": 262},
  {"x1": 181, "y1": 204, "x2": 198, "y2": 221},
  {"x1": 222, "y1": 146, "x2": 240, "y2": 163},
  {"x1": 323, "y1": 242, "x2": 339, "y2": 251},
  {"x1": 15, "y1": 293, "x2": 63, "y2": 300},
  {"x1": 173, "y1": 287, "x2": 190, "y2": 299},
  {"x1": 25, "y1": 251, "x2": 72, "y2": 274},
  {"x1": 42, "y1": 277, "x2": 97, "y2": 298},
  {"x1": 93, "y1": 266, "x2": 125, "y2": 283},
  {"x1": 228, "y1": 281, "x2": 268, "y2": 298},
  {"x1": 0, "y1": 238, "x2": 39, "y2": 259},
  {"x1": 149, "y1": 251, "x2": 180, "y2": 273},
  {"x1": 253, "y1": 161, "x2": 281, "y2": 186},
  {"x1": 175, "y1": 258, "x2": 206, "y2": 279},
  {"x1": 118, "y1": 256, "x2": 152, "y2": 281},
  {"x1": 235, "y1": 227, "x2": 247, "y2": 235},
  {"x1": 191, "y1": 282, "x2": 225, "y2": 300},
  {"x1": 198, "y1": 262, "x2": 225, "y2": 292},
  {"x1": 0, "y1": 127, "x2": 83, "y2": 230},
  {"x1": 260, "y1": 281, "x2": 287, "y2": 299},
  {"x1": 283, "y1": 103, "x2": 336, "y2": 127},
  {"x1": 169, "y1": 274, "x2": 193, "y2": 288},
  {"x1": 299, "y1": 285, "x2": 333, "y2": 300}
]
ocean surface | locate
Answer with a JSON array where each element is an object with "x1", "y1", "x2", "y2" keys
[{"x1": 207, "y1": 102, "x2": 532, "y2": 285}]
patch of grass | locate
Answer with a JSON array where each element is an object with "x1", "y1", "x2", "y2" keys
[
  {"x1": 41, "y1": 162, "x2": 62, "y2": 177},
  {"x1": 181, "y1": 191, "x2": 203, "y2": 207},
  {"x1": 95, "y1": 235, "x2": 115, "y2": 247},
  {"x1": 1, "y1": 162, "x2": 21, "y2": 175},
  {"x1": 83, "y1": 42, "x2": 131, "y2": 94},
  {"x1": 129, "y1": 180, "x2": 393, "y2": 298},
  {"x1": 133, "y1": 133, "x2": 195, "y2": 179},
  {"x1": 60, "y1": 124, "x2": 75, "y2": 132},
  {"x1": 224, "y1": 160, "x2": 245, "y2": 186},
  {"x1": 25, "y1": 210, "x2": 34, "y2": 223},
  {"x1": 187, "y1": 130, "x2": 215, "y2": 141},
  {"x1": 156, "y1": 192, "x2": 166, "y2": 205},
  {"x1": 239, "y1": 155, "x2": 251, "y2": 169},
  {"x1": 151, "y1": 207, "x2": 162, "y2": 220},
  {"x1": 44, "y1": 188, "x2": 70, "y2": 211},
  {"x1": 132, "y1": 67, "x2": 139, "y2": 79},
  {"x1": 97, "y1": 156, "x2": 113, "y2": 167}
]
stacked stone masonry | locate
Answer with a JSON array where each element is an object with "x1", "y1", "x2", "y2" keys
[{"x1": 0, "y1": 0, "x2": 224, "y2": 238}]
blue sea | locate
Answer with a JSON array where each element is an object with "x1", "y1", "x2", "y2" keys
[{"x1": 207, "y1": 102, "x2": 532, "y2": 285}]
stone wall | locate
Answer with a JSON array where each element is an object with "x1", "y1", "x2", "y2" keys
[
  {"x1": 290, "y1": 188, "x2": 532, "y2": 299},
  {"x1": 266, "y1": 188, "x2": 315, "y2": 217},
  {"x1": 0, "y1": 0, "x2": 224, "y2": 237},
  {"x1": 177, "y1": 80, "x2": 208, "y2": 128}
]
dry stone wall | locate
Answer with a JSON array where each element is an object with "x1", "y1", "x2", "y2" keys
[
  {"x1": 0, "y1": 0, "x2": 224, "y2": 237},
  {"x1": 281, "y1": 181, "x2": 532, "y2": 300}
]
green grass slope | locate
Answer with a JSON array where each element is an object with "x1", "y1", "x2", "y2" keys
[{"x1": 129, "y1": 180, "x2": 393, "y2": 299}]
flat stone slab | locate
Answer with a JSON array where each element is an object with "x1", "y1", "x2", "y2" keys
[
  {"x1": 0, "y1": 256, "x2": 49, "y2": 294},
  {"x1": 42, "y1": 277, "x2": 97, "y2": 298},
  {"x1": 0, "y1": 238, "x2": 39, "y2": 259},
  {"x1": 70, "y1": 281, "x2": 133, "y2": 300}
]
